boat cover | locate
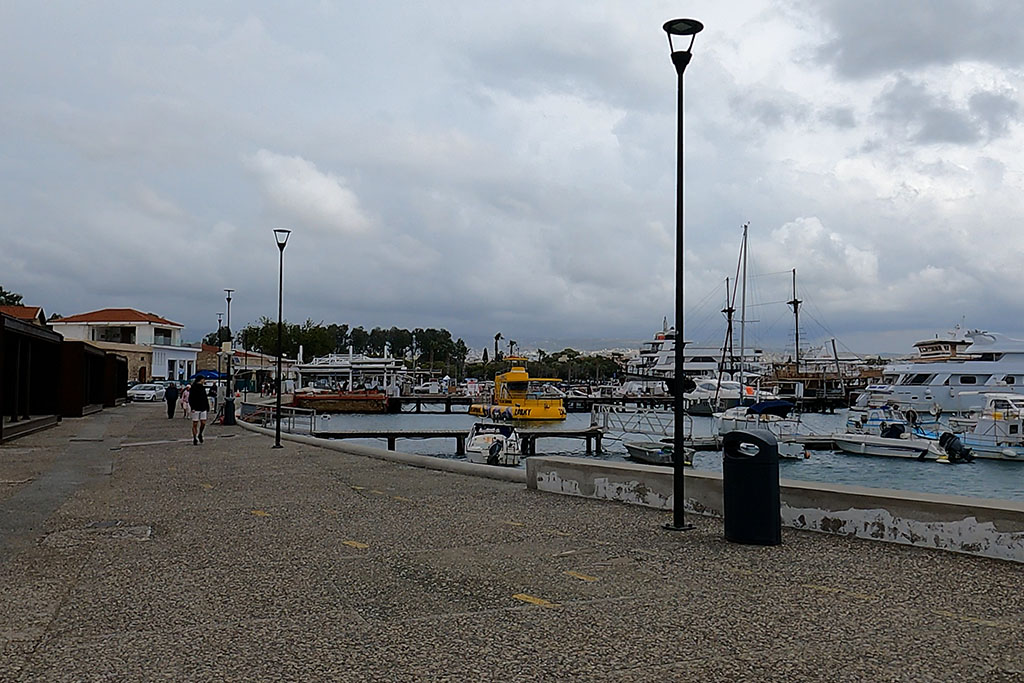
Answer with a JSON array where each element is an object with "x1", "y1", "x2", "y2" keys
[{"x1": 746, "y1": 400, "x2": 794, "y2": 418}]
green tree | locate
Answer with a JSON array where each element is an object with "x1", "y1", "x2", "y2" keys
[
  {"x1": 203, "y1": 326, "x2": 232, "y2": 346},
  {"x1": 0, "y1": 286, "x2": 24, "y2": 305},
  {"x1": 367, "y1": 327, "x2": 387, "y2": 356},
  {"x1": 386, "y1": 326, "x2": 413, "y2": 358},
  {"x1": 349, "y1": 326, "x2": 369, "y2": 354}
]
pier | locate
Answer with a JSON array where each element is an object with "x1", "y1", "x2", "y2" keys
[
  {"x1": 391, "y1": 394, "x2": 675, "y2": 414},
  {"x1": 310, "y1": 426, "x2": 606, "y2": 456}
]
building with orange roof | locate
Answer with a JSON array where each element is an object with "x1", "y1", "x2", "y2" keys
[
  {"x1": 50, "y1": 308, "x2": 198, "y2": 383},
  {"x1": 0, "y1": 305, "x2": 47, "y2": 326}
]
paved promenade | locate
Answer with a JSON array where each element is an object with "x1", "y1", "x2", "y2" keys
[{"x1": 1, "y1": 403, "x2": 1022, "y2": 681}]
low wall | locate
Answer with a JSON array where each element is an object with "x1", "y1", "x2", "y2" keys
[{"x1": 526, "y1": 456, "x2": 1024, "y2": 563}]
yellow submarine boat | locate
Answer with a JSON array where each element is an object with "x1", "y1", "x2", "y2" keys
[{"x1": 469, "y1": 359, "x2": 566, "y2": 421}]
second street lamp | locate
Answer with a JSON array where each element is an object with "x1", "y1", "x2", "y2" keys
[
  {"x1": 223, "y1": 288, "x2": 236, "y2": 426},
  {"x1": 272, "y1": 228, "x2": 291, "y2": 448},
  {"x1": 663, "y1": 17, "x2": 703, "y2": 532}
]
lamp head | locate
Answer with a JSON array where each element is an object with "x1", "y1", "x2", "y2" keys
[
  {"x1": 663, "y1": 18, "x2": 703, "y2": 74},
  {"x1": 273, "y1": 228, "x2": 292, "y2": 250}
]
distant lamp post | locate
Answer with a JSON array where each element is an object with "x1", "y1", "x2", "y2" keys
[
  {"x1": 663, "y1": 17, "x2": 703, "y2": 532},
  {"x1": 272, "y1": 228, "x2": 291, "y2": 448},
  {"x1": 223, "y1": 288, "x2": 236, "y2": 426},
  {"x1": 216, "y1": 312, "x2": 223, "y2": 380}
]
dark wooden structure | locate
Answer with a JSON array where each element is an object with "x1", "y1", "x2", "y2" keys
[
  {"x1": 309, "y1": 426, "x2": 606, "y2": 456},
  {"x1": 59, "y1": 340, "x2": 107, "y2": 417},
  {"x1": 0, "y1": 312, "x2": 63, "y2": 443},
  {"x1": 103, "y1": 352, "x2": 129, "y2": 407}
]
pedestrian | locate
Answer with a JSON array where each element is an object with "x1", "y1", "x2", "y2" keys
[
  {"x1": 180, "y1": 383, "x2": 190, "y2": 419},
  {"x1": 188, "y1": 377, "x2": 210, "y2": 445},
  {"x1": 164, "y1": 382, "x2": 179, "y2": 419}
]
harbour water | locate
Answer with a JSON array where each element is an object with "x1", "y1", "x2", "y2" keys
[{"x1": 307, "y1": 410, "x2": 1023, "y2": 502}]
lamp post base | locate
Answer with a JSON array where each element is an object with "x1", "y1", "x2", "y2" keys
[
  {"x1": 663, "y1": 521, "x2": 695, "y2": 532},
  {"x1": 272, "y1": 444, "x2": 284, "y2": 449},
  {"x1": 223, "y1": 398, "x2": 236, "y2": 426}
]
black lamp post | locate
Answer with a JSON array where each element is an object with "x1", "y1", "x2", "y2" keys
[
  {"x1": 663, "y1": 17, "x2": 703, "y2": 532},
  {"x1": 223, "y1": 288, "x2": 236, "y2": 425},
  {"x1": 272, "y1": 228, "x2": 291, "y2": 448}
]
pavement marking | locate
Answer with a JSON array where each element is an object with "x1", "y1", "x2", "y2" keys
[
  {"x1": 512, "y1": 593, "x2": 560, "y2": 608},
  {"x1": 200, "y1": 483, "x2": 214, "y2": 490},
  {"x1": 931, "y1": 610, "x2": 1009, "y2": 628},
  {"x1": 167, "y1": 467, "x2": 177, "y2": 472},
  {"x1": 342, "y1": 540, "x2": 369, "y2": 549},
  {"x1": 251, "y1": 509, "x2": 270, "y2": 517},
  {"x1": 370, "y1": 490, "x2": 387, "y2": 495},
  {"x1": 1, "y1": 479, "x2": 34, "y2": 485},
  {"x1": 564, "y1": 571, "x2": 598, "y2": 582},
  {"x1": 550, "y1": 530, "x2": 572, "y2": 537},
  {"x1": 350, "y1": 485, "x2": 366, "y2": 490}
]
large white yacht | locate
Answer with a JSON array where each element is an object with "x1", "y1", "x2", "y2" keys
[{"x1": 857, "y1": 327, "x2": 1024, "y2": 414}]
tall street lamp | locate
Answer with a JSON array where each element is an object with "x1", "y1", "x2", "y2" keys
[
  {"x1": 663, "y1": 17, "x2": 703, "y2": 532},
  {"x1": 272, "y1": 229, "x2": 291, "y2": 448},
  {"x1": 223, "y1": 288, "x2": 236, "y2": 425}
]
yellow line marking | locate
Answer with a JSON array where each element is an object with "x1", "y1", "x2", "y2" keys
[
  {"x1": 551, "y1": 530, "x2": 572, "y2": 537},
  {"x1": 512, "y1": 593, "x2": 560, "y2": 608},
  {"x1": 502, "y1": 521, "x2": 525, "y2": 527},
  {"x1": 200, "y1": 483, "x2": 214, "y2": 490},
  {"x1": 251, "y1": 509, "x2": 270, "y2": 517},
  {"x1": 393, "y1": 496, "x2": 414, "y2": 502},
  {"x1": 564, "y1": 571, "x2": 598, "y2": 582},
  {"x1": 370, "y1": 490, "x2": 386, "y2": 495},
  {"x1": 342, "y1": 540, "x2": 369, "y2": 549},
  {"x1": 932, "y1": 610, "x2": 1008, "y2": 628},
  {"x1": 350, "y1": 485, "x2": 366, "y2": 490},
  {"x1": 845, "y1": 591, "x2": 877, "y2": 601},
  {"x1": 167, "y1": 467, "x2": 177, "y2": 472}
]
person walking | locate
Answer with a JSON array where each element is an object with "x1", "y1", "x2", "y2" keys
[
  {"x1": 180, "y1": 383, "x2": 191, "y2": 419},
  {"x1": 164, "y1": 382, "x2": 179, "y2": 418},
  {"x1": 188, "y1": 376, "x2": 210, "y2": 445}
]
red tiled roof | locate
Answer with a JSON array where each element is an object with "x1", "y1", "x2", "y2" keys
[
  {"x1": 54, "y1": 308, "x2": 182, "y2": 327},
  {"x1": 0, "y1": 305, "x2": 43, "y2": 321}
]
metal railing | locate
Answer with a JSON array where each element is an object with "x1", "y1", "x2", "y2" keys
[
  {"x1": 590, "y1": 403, "x2": 692, "y2": 439},
  {"x1": 239, "y1": 401, "x2": 316, "y2": 435}
]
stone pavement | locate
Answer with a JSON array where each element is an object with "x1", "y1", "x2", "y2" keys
[{"x1": 0, "y1": 402, "x2": 1022, "y2": 682}]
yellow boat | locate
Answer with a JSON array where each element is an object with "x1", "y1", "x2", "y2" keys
[{"x1": 469, "y1": 359, "x2": 566, "y2": 421}]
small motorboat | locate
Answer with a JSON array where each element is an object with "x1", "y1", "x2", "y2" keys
[
  {"x1": 715, "y1": 400, "x2": 808, "y2": 459},
  {"x1": 465, "y1": 422, "x2": 522, "y2": 466},
  {"x1": 623, "y1": 440, "x2": 693, "y2": 467}
]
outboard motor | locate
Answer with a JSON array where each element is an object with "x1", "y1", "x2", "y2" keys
[
  {"x1": 938, "y1": 432, "x2": 974, "y2": 463},
  {"x1": 487, "y1": 440, "x2": 503, "y2": 466}
]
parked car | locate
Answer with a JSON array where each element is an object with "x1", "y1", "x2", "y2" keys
[{"x1": 127, "y1": 383, "x2": 166, "y2": 402}]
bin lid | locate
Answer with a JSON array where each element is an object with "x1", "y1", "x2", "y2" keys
[{"x1": 722, "y1": 428, "x2": 779, "y2": 461}]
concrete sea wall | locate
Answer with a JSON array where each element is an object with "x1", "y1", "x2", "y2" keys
[{"x1": 526, "y1": 456, "x2": 1024, "y2": 563}]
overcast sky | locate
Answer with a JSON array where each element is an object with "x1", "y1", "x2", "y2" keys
[{"x1": 3, "y1": 1, "x2": 1023, "y2": 355}]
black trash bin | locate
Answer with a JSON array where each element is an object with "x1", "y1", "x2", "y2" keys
[{"x1": 722, "y1": 429, "x2": 781, "y2": 545}]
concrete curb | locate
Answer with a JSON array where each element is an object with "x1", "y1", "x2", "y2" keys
[{"x1": 237, "y1": 420, "x2": 527, "y2": 484}]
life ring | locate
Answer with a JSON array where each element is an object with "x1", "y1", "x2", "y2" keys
[
  {"x1": 906, "y1": 409, "x2": 919, "y2": 425},
  {"x1": 929, "y1": 404, "x2": 941, "y2": 417}
]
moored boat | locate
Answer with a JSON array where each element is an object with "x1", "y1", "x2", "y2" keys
[
  {"x1": 715, "y1": 400, "x2": 808, "y2": 459},
  {"x1": 925, "y1": 393, "x2": 1024, "y2": 461},
  {"x1": 832, "y1": 403, "x2": 934, "y2": 459},
  {"x1": 623, "y1": 440, "x2": 693, "y2": 466},
  {"x1": 465, "y1": 422, "x2": 522, "y2": 466},
  {"x1": 469, "y1": 358, "x2": 566, "y2": 421}
]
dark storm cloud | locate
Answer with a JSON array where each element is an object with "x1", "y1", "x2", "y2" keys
[
  {"x1": 873, "y1": 74, "x2": 1020, "y2": 145},
  {"x1": 806, "y1": 1, "x2": 1024, "y2": 78}
]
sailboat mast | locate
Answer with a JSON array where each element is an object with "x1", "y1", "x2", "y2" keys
[
  {"x1": 720, "y1": 277, "x2": 735, "y2": 380},
  {"x1": 787, "y1": 268, "x2": 802, "y2": 370},
  {"x1": 739, "y1": 222, "x2": 748, "y2": 383}
]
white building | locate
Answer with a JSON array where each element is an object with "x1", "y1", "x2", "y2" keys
[{"x1": 51, "y1": 308, "x2": 199, "y2": 383}]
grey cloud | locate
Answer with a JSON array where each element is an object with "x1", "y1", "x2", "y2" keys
[
  {"x1": 873, "y1": 74, "x2": 1019, "y2": 145},
  {"x1": 804, "y1": 1, "x2": 1024, "y2": 78},
  {"x1": 819, "y1": 106, "x2": 856, "y2": 129}
]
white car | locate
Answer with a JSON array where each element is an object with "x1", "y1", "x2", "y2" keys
[{"x1": 127, "y1": 383, "x2": 166, "y2": 402}]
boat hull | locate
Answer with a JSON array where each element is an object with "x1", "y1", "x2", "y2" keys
[
  {"x1": 468, "y1": 403, "x2": 566, "y2": 421},
  {"x1": 292, "y1": 392, "x2": 392, "y2": 413},
  {"x1": 833, "y1": 434, "x2": 933, "y2": 459}
]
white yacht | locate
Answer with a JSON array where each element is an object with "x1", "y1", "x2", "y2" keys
[{"x1": 857, "y1": 327, "x2": 1024, "y2": 414}]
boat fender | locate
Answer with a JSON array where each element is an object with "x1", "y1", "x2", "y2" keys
[
  {"x1": 929, "y1": 404, "x2": 941, "y2": 417},
  {"x1": 906, "y1": 409, "x2": 919, "y2": 426},
  {"x1": 487, "y1": 440, "x2": 503, "y2": 466}
]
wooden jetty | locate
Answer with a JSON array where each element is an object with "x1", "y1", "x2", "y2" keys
[
  {"x1": 389, "y1": 395, "x2": 674, "y2": 414},
  {"x1": 310, "y1": 426, "x2": 606, "y2": 456}
]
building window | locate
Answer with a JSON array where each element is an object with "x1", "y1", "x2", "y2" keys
[
  {"x1": 154, "y1": 327, "x2": 173, "y2": 345},
  {"x1": 95, "y1": 326, "x2": 136, "y2": 344}
]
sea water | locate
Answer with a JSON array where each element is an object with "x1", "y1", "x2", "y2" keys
[{"x1": 304, "y1": 409, "x2": 1023, "y2": 502}]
